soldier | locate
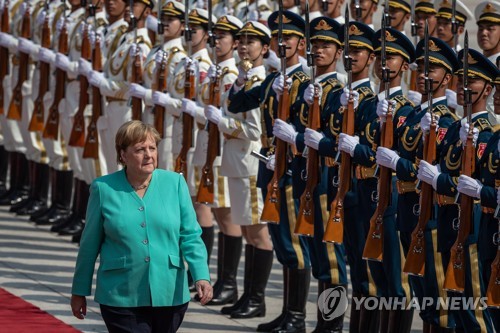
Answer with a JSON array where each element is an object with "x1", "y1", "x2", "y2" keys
[
  {"x1": 321, "y1": 0, "x2": 346, "y2": 22},
  {"x1": 415, "y1": 0, "x2": 438, "y2": 39},
  {"x1": 387, "y1": 0, "x2": 411, "y2": 32},
  {"x1": 436, "y1": 0, "x2": 468, "y2": 52},
  {"x1": 418, "y1": 48, "x2": 497, "y2": 332},
  {"x1": 349, "y1": 0, "x2": 379, "y2": 28},
  {"x1": 338, "y1": 27, "x2": 415, "y2": 332},
  {"x1": 377, "y1": 36, "x2": 459, "y2": 331},
  {"x1": 226, "y1": 10, "x2": 310, "y2": 326}
]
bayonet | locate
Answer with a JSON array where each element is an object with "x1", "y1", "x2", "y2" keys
[
  {"x1": 424, "y1": 20, "x2": 433, "y2": 125},
  {"x1": 184, "y1": 0, "x2": 191, "y2": 58},
  {"x1": 383, "y1": 0, "x2": 391, "y2": 28},
  {"x1": 355, "y1": 0, "x2": 361, "y2": 21},
  {"x1": 157, "y1": 0, "x2": 163, "y2": 35},
  {"x1": 451, "y1": 0, "x2": 458, "y2": 52},
  {"x1": 278, "y1": 0, "x2": 286, "y2": 76},
  {"x1": 410, "y1": 0, "x2": 417, "y2": 45},
  {"x1": 321, "y1": 0, "x2": 328, "y2": 13}
]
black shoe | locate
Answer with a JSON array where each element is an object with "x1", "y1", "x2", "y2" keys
[
  {"x1": 17, "y1": 199, "x2": 48, "y2": 216},
  {"x1": 9, "y1": 196, "x2": 32, "y2": 212},
  {"x1": 0, "y1": 189, "x2": 29, "y2": 206},
  {"x1": 50, "y1": 213, "x2": 74, "y2": 232},
  {"x1": 35, "y1": 170, "x2": 73, "y2": 225},
  {"x1": 35, "y1": 206, "x2": 71, "y2": 225},
  {"x1": 58, "y1": 219, "x2": 84, "y2": 236}
]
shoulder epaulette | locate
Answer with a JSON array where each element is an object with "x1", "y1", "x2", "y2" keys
[
  {"x1": 97, "y1": 18, "x2": 107, "y2": 28},
  {"x1": 433, "y1": 104, "x2": 459, "y2": 121},
  {"x1": 119, "y1": 25, "x2": 128, "y2": 34},
  {"x1": 136, "y1": 36, "x2": 152, "y2": 49},
  {"x1": 292, "y1": 71, "x2": 309, "y2": 83},
  {"x1": 474, "y1": 117, "x2": 492, "y2": 132},
  {"x1": 326, "y1": 78, "x2": 343, "y2": 91},
  {"x1": 357, "y1": 86, "x2": 374, "y2": 103},
  {"x1": 393, "y1": 95, "x2": 413, "y2": 110},
  {"x1": 493, "y1": 124, "x2": 500, "y2": 132},
  {"x1": 170, "y1": 46, "x2": 181, "y2": 54}
]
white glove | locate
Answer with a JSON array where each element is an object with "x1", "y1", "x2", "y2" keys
[
  {"x1": 155, "y1": 50, "x2": 166, "y2": 65},
  {"x1": 185, "y1": 57, "x2": 197, "y2": 72},
  {"x1": 205, "y1": 104, "x2": 222, "y2": 124},
  {"x1": 152, "y1": 91, "x2": 173, "y2": 107},
  {"x1": 420, "y1": 112, "x2": 440, "y2": 132},
  {"x1": 376, "y1": 146, "x2": 400, "y2": 170},
  {"x1": 459, "y1": 123, "x2": 479, "y2": 147},
  {"x1": 408, "y1": 90, "x2": 422, "y2": 105},
  {"x1": 497, "y1": 188, "x2": 500, "y2": 205},
  {"x1": 55, "y1": 53, "x2": 72, "y2": 72},
  {"x1": 78, "y1": 58, "x2": 92, "y2": 77},
  {"x1": 264, "y1": 50, "x2": 280, "y2": 70},
  {"x1": 304, "y1": 83, "x2": 322, "y2": 106},
  {"x1": 19, "y1": 2, "x2": 27, "y2": 16},
  {"x1": 207, "y1": 64, "x2": 221, "y2": 80},
  {"x1": 18, "y1": 37, "x2": 39, "y2": 55},
  {"x1": 56, "y1": 17, "x2": 65, "y2": 33},
  {"x1": 36, "y1": 10, "x2": 47, "y2": 27},
  {"x1": 273, "y1": 119, "x2": 297, "y2": 145},
  {"x1": 88, "y1": 70, "x2": 106, "y2": 88},
  {"x1": 417, "y1": 160, "x2": 440, "y2": 190},
  {"x1": 128, "y1": 83, "x2": 147, "y2": 99},
  {"x1": 38, "y1": 47, "x2": 56, "y2": 64},
  {"x1": 340, "y1": 87, "x2": 359, "y2": 109},
  {"x1": 376, "y1": 99, "x2": 396, "y2": 122},
  {"x1": 266, "y1": 154, "x2": 276, "y2": 171},
  {"x1": 88, "y1": 29, "x2": 103, "y2": 48},
  {"x1": 0, "y1": 32, "x2": 18, "y2": 50},
  {"x1": 146, "y1": 15, "x2": 158, "y2": 31},
  {"x1": 304, "y1": 128, "x2": 324, "y2": 150},
  {"x1": 338, "y1": 133, "x2": 359, "y2": 157},
  {"x1": 129, "y1": 43, "x2": 138, "y2": 58},
  {"x1": 181, "y1": 98, "x2": 197, "y2": 117},
  {"x1": 446, "y1": 89, "x2": 457, "y2": 109},
  {"x1": 272, "y1": 74, "x2": 291, "y2": 96},
  {"x1": 457, "y1": 175, "x2": 482, "y2": 199}
]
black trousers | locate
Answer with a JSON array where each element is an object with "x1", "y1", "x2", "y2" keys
[{"x1": 100, "y1": 302, "x2": 189, "y2": 333}]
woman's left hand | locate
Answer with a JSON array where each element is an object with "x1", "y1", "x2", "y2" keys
[{"x1": 195, "y1": 280, "x2": 213, "y2": 305}]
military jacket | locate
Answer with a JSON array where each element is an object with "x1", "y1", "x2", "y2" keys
[{"x1": 101, "y1": 18, "x2": 128, "y2": 66}]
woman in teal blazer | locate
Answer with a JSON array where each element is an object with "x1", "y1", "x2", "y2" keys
[{"x1": 71, "y1": 121, "x2": 212, "y2": 332}]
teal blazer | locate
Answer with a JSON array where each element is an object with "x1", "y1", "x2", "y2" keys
[{"x1": 71, "y1": 169, "x2": 210, "y2": 307}]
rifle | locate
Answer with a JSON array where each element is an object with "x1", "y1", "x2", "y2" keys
[
  {"x1": 7, "y1": 6, "x2": 30, "y2": 120},
  {"x1": 447, "y1": 0, "x2": 458, "y2": 92},
  {"x1": 486, "y1": 207, "x2": 500, "y2": 307},
  {"x1": 260, "y1": 0, "x2": 289, "y2": 224},
  {"x1": 153, "y1": 0, "x2": 165, "y2": 138},
  {"x1": 0, "y1": 0, "x2": 10, "y2": 115},
  {"x1": 197, "y1": 0, "x2": 221, "y2": 204},
  {"x1": 129, "y1": 0, "x2": 143, "y2": 121},
  {"x1": 82, "y1": 16, "x2": 103, "y2": 159},
  {"x1": 323, "y1": 8, "x2": 354, "y2": 243},
  {"x1": 174, "y1": 0, "x2": 195, "y2": 179},
  {"x1": 295, "y1": 0, "x2": 318, "y2": 236},
  {"x1": 443, "y1": 31, "x2": 475, "y2": 293},
  {"x1": 29, "y1": 0, "x2": 50, "y2": 131},
  {"x1": 403, "y1": 22, "x2": 436, "y2": 276},
  {"x1": 354, "y1": 0, "x2": 361, "y2": 21},
  {"x1": 69, "y1": 7, "x2": 91, "y2": 147},
  {"x1": 43, "y1": 13, "x2": 69, "y2": 140},
  {"x1": 409, "y1": 0, "x2": 418, "y2": 91},
  {"x1": 363, "y1": 10, "x2": 393, "y2": 262}
]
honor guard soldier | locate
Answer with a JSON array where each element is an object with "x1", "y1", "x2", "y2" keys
[
  {"x1": 294, "y1": 16, "x2": 348, "y2": 332},
  {"x1": 0, "y1": 0, "x2": 32, "y2": 208},
  {"x1": 349, "y1": 0, "x2": 379, "y2": 28},
  {"x1": 379, "y1": 36, "x2": 459, "y2": 331},
  {"x1": 436, "y1": 0, "x2": 468, "y2": 52},
  {"x1": 227, "y1": 9, "x2": 310, "y2": 327},
  {"x1": 87, "y1": 0, "x2": 153, "y2": 174},
  {"x1": 415, "y1": 0, "x2": 438, "y2": 39},
  {"x1": 386, "y1": 0, "x2": 411, "y2": 32},
  {"x1": 417, "y1": 48, "x2": 497, "y2": 332},
  {"x1": 339, "y1": 27, "x2": 415, "y2": 332}
]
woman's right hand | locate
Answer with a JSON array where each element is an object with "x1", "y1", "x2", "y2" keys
[
  {"x1": 71, "y1": 295, "x2": 87, "y2": 319},
  {"x1": 195, "y1": 280, "x2": 213, "y2": 305}
]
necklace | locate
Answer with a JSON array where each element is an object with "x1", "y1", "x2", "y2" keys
[{"x1": 131, "y1": 181, "x2": 149, "y2": 191}]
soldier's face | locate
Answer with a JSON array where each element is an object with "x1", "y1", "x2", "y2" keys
[
  {"x1": 237, "y1": 36, "x2": 267, "y2": 62},
  {"x1": 349, "y1": 0, "x2": 377, "y2": 22},
  {"x1": 494, "y1": 84, "x2": 500, "y2": 114},
  {"x1": 477, "y1": 23, "x2": 500, "y2": 52},
  {"x1": 320, "y1": 0, "x2": 345, "y2": 16},
  {"x1": 415, "y1": 61, "x2": 450, "y2": 93},
  {"x1": 415, "y1": 12, "x2": 437, "y2": 39},
  {"x1": 190, "y1": 25, "x2": 208, "y2": 46},
  {"x1": 282, "y1": 35, "x2": 304, "y2": 58},
  {"x1": 456, "y1": 76, "x2": 493, "y2": 106},
  {"x1": 124, "y1": 2, "x2": 147, "y2": 23},
  {"x1": 436, "y1": 18, "x2": 463, "y2": 44},
  {"x1": 282, "y1": 0, "x2": 297, "y2": 9},
  {"x1": 162, "y1": 16, "x2": 183, "y2": 38},
  {"x1": 215, "y1": 30, "x2": 237, "y2": 58},
  {"x1": 105, "y1": 0, "x2": 127, "y2": 19},
  {"x1": 69, "y1": 0, "x2": 80, "y2": 7},
  {"x1": 388, "y1": 7, "x2": 410, "y2": 31},
  {"x1": 312, "y1": 40, "x2": 340, "y2": 67},
  {"x1": 348, "y1": 47, "x2": 374, "y2": 73},
  {"x1": 374, "y1": 54, "x2": 407, "y2": 80},
  {"x1": 120, "y1": 136, "x2": 158, "y2": 176}
]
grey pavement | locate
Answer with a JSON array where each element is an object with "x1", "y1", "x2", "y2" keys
[{"x1": 0, "y1": 206, "x2": 427, "y2": 332}]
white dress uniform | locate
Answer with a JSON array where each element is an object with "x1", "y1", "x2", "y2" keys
[
  {"x1": 1, "y1": 0, "x2": 28, "y2": 155},
  {"x1": 219, "y1": 65, "x2": 266, "y2": 225},
  {"x1": 97, "y1": 27, "x2": 152, "y2": 173}
]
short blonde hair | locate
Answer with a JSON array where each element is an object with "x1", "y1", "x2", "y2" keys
[{"x1": 115, "y1": 121, "x2": 161, "y2": 165}]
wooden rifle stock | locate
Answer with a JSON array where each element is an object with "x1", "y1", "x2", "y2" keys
[
  {"x1": 83, "y1": 35, "x2": 103, "y2": 159},
  {"x1": 443, "y1": 133, "x2": 475, "y2": 292},
  {"x1": 43, "y1": 23, "x2": 68, "y2": 140},
  {"x1": 153, "y1": 54, "x2": 167, "y2": 138},
  {"x1": 261, "y1": 77, "x2": 290, "y2": 224},
  {"x1": 131, "y1": 50, "x2": 143, "y2": 121},
  {"x1": 323, "y1": 98, "x2": 355, "y2": 243},
  {"x1": 295, "y1": 87, "x2": 322, "y2": 236},
  {"x1": 403, "y1": 120, "x2": 437, "y2": 276},
  {"x1": 7, "y1": 8, "x2": 30, "y2": 120},
  {"x1": 363, "y1": 107, "x2": 394, "y2": 262},
  {"x1": 29, "y1": 15, "x2": 50, "y2": 131},
  {"x1": 487, "y1": 215, "x2": 500, "y2": 308},
  {"x1": 68, "y1": 24, "x2": 91, "y2": 147},
  {"x1": 0, "y1": 0, "x2": 10, "y2": 115},
  {"x1": 409, "y1": 69, "x2": 417, "y2": 91},
  {"x1": 174, "y1": 63, "x2": 195, "y2": 180},
  {"x1": 196, "y1": 74, "x2": 221, "y2": 204}
]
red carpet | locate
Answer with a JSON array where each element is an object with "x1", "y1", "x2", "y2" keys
[{"x1": 0, "y1": 288, "x2": 81, "y2": 333}]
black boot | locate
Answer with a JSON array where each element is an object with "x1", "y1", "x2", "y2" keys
[
  {"x1": 272, "y1": 267, "x2": 311, "y2": 333},
  {"x1": 230, "y1": 246, "x2": 273, "y2": 319},
  {"x1": 35, "y1": 170, "x2": 73, "y2": 225},
  {"x1": 348, "y1": 292, "x2": 362, "y2": 333},
  {"x1": 9, "y1": 160, "x2": 35, "y2": 212},
  {"x1": 311, "y1": 282, "x2": 346, "y2": 333},
  {"x1": 221, "y1": 244, "x2": 254, "y2": 315},
  {"x1": 17, "y1": 162, "x2": 49, "y2": 216},
  {"x1": 207, "y1": 233, "x2": 242, "y2": 306},
  {"x1": 0, "y1": 151, "x2": 15, "y2": 202},
  {"x1": 387, "y1": 308, "x2": 413, "y2": 333},
  {"x1": 257, "y1": 266, "x2": 290, "y2": 332},
  {"x1": 0, "y1": 146, "x2": 9, "y2": 197},
  {"x1": 379, "y1": 307, "x2": 390, "y2": 333},
  {"x1": 30, "y1": 167, "x2": 56, "y2": 221},
  {"x1": 51, "y1": 178, "x2": 80, "y2": 232},
  {"x1": 58, "y1": 180, "x2": 88, "y2": 236},
  {"x1": 0, "y1": 152, "x2": 29, "y2": 206},
  {"x1": 358, "y1": 297, "x2": 380, "y2": 333}
]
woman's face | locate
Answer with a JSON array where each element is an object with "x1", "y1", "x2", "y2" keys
[
  {"x1": 105, "y1": 0, "x2": 126, "y2": 19},
  {"x1": 190, "y1": 24, "x2": 207, "y2": 46},
  {"x1": 162, "y1": 16, "x2": 183, "y2": 39},
  {"x1": 120, "y1": 135, "x2": 157, "y2": 176},
  {"x1": 215, "y1": 29, "x2": 237, "y2": 59},
  {"x1": 237, "y1": 35, "x2": 266, "y2": 62}
]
